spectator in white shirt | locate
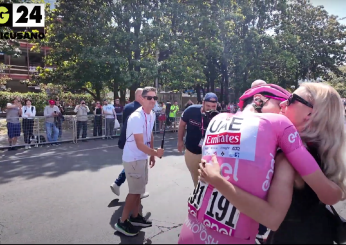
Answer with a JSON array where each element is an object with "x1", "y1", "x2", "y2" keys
[
  {"x1": 22, "y1": 99, "x2": 36, "y2": 149},
  {"x1": 102, "y1": 99, "x2": 116, "y2": 139},
  {"x1": 74, "y1": 100, "x2": 90, "y2": 141}
]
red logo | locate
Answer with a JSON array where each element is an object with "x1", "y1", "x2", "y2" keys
[{"x1": 205, "y1": 132, "x2": 241, "y2": 145}]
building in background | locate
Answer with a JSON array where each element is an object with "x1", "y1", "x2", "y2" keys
[
  {"x1": 0, "y1": 26, "x2": 53, "y2": 92},
  {"x1": 0, "y1": 0, "x2": 57, "y2": 92}
]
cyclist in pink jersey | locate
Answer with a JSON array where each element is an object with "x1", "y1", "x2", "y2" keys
[
  {"x1": 198, "y1": 83, "x2": 346, "y2": 244},
  {"x1": 178, "y1": 84, "x2": 343, "y2": 244}
]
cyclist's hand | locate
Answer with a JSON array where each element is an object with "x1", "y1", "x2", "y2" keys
[{"x1": 199, "y1": 155, "x2": 221, "y2": 186}]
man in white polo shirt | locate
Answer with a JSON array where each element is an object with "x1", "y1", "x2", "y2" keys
[{"x1": 114, "y1": 86, "x2": 164, "y2": 237}]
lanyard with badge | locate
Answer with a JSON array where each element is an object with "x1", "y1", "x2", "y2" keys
[
  {"x1": 198, "y1": 115, "x2": 205, "y2": 147},
  {"x1": 143, "y1": 109, "x2": 151, "y2": 147}
]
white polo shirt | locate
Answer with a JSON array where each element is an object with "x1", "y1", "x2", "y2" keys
[{"x1": 122, "y1": 107, "x2": 156, "y2": 162}]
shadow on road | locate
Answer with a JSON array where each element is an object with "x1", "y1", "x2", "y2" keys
[
  {"x1": 0, "y1": 136, "x2": 180, "y2": 185},
  {"x1": 0, "y1": 141, "x2": 123, "y2": 184},
  {"x1": 109, "y1": 198, "x2": 150, "y2": 244}
]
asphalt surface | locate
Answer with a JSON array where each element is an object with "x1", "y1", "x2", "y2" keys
[{"x1": 0, "y1": 134, "x2": 346, "y2": 244}]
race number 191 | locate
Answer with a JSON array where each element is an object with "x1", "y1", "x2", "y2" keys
[{"x1": 12, "y1": 4, "x2": 45, "y2": 27}]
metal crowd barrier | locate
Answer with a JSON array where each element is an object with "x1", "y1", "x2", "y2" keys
[
  {"x1": 0, "y1": 113, "x2": 183, "y2": 150},
  {"x1": 153, "y1": 112, "x2": 182, "y2": 134},
  {"x1": 0, "y1": 116, "x2": 78, "y2": 149}
]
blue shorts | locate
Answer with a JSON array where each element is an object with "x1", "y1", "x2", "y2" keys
[{"x1": 7, "y1": 122, "x2": 21, "y2": 139}]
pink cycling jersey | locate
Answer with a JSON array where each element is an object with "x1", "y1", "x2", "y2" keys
[{"x1": 178, "y1": 112, "x2": 320, "y2": 244}]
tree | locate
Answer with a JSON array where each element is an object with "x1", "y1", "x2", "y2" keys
[
  {"x1": 34, "y1": 0, "x2": 346, "y2": 103},
  {"x1": 275, "y1": 0, "x2": 346, "y2": 85},
  {"x1": 326, "y1": 66, "x2": 346, "y2": 97},
  {"x1": 35, "y1": 0, "x2": 116, "y2": 100}
]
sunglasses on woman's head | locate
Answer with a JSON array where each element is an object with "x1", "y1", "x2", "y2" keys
[
  {"x1": 287, "y1": 94, "x2": 313, "y2": 108},
  {"x1": 143, "y1": 96, "x2": 158, "y2": 101}
]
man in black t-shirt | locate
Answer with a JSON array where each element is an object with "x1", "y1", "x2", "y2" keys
[{"x1": 177, "y1": 93, "x2": 218, "y2": 187}]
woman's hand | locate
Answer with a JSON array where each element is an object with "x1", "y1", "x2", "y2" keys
[{"x1": 198, "y1": 154, "x2": 222, "y2": 186}]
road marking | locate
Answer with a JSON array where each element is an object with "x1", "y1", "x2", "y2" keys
[{"x1": 0, "y1": 137, "x2": 178, "y2": 163}]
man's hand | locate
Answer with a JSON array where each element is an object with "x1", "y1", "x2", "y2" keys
[
  {"x1": 156, "y1": 148, "x2": 164, "y2": 158},
  {"x1": 149, "y1": 156, "x2": 155, "y2": 168},
  {"x1": 198, "y1": 155, "x2": 222, "y2": 186},
  {"x1": 177, "y1": 140, "x2": 184, "y2": 153}
]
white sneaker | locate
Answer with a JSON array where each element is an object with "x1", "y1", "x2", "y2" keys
[
  {"x1": 25, "y1": 145, "x2": 29, "y2": 149},
  {"x1": 28, "y1": 145, "x2": 31, "y2": 149},
  {"x1": 140, "y1": 192, "x2": 149, "y2": 199},
  {"x1": 110, "y1": 183, "x2": 120, "y2": 196}
]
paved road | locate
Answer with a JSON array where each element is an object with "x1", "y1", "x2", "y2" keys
[
  {"x1": 0, "y1": 134, "x2": 191, "y2": 244},
  {"x1": 0, "y1": 134, "x2": 345, "y2": 244}
]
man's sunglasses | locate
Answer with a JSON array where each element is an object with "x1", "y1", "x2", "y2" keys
[
  {"x1": 143, "y1": 96, "x2": 158, "y2": 101},
  {"x1": 287, "y1": 94, "x2": 313, "y2": 108}
]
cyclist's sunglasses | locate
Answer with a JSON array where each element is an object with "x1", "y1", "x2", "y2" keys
[
  {"x1": 143, "y1": 96, "x2": 158, "y2": 101},
  {"x1": 287, "y1": 94, "x2": 313, "y2": 108},
  {"x1": 263, "y1": 95, "x2": 286, "y2": 102}
]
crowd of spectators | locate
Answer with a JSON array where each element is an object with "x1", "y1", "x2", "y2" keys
[{"x1": 3, "y1": 96, "x2": 239, "y2": 151}]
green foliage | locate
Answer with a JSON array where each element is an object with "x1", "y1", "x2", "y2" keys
[
  {"x1": 0, "y1": 63, "x2": 12, "y2": 91},
  {"x1": 31, "y1": 0, "x2": 346, "y2": 103},
  {"x1": 326, "y1": 66, "x2": 346, "y2": 98}
]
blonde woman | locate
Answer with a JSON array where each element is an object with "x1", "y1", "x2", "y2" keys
[{"x1": 199, "y1": 83, "x2": 346, "y2": 244}]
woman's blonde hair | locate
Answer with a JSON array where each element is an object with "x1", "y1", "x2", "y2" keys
[{"x1": 299, "y1": 83, "x2": 346, "y2": 199}]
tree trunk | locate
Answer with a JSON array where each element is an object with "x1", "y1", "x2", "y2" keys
[
  {"x1": 295, "y1": 72, "x2": 299, "y2": 88},
  {"x1": 220, "y1": 81, "x2": 224, "y2": 102},
  {"x1": 210, "y1": 77, "x2": 215, "y2": 92},
  {"x1": 119, "y1": 89, "x2": 126, "y2": 105},
  {"x1": 129, "y1": 83, "x2": 140, "y2": 102},
  {"x1": 113, "y1": 79, "x2": 119, "y2": 101},
  {"x1": 129, "y1": 88, "x2": 135, "y2": 102},
  {"x1": 196, "y1": 84, "x2": 201, "y2": 102},
  {"x1": 221, "y1": 58, "x2": 229, "y2": 104},
  {"x1": 201, "y1": 87, "x2": 206, "y2": 97},
  {"x1": 95, "y1": 88, "x2": 101, "y2": 101}
]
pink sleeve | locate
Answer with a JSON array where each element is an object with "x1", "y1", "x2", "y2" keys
[{"x1": 277, "y1": 119, "x2": 320, "y2": 176}]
